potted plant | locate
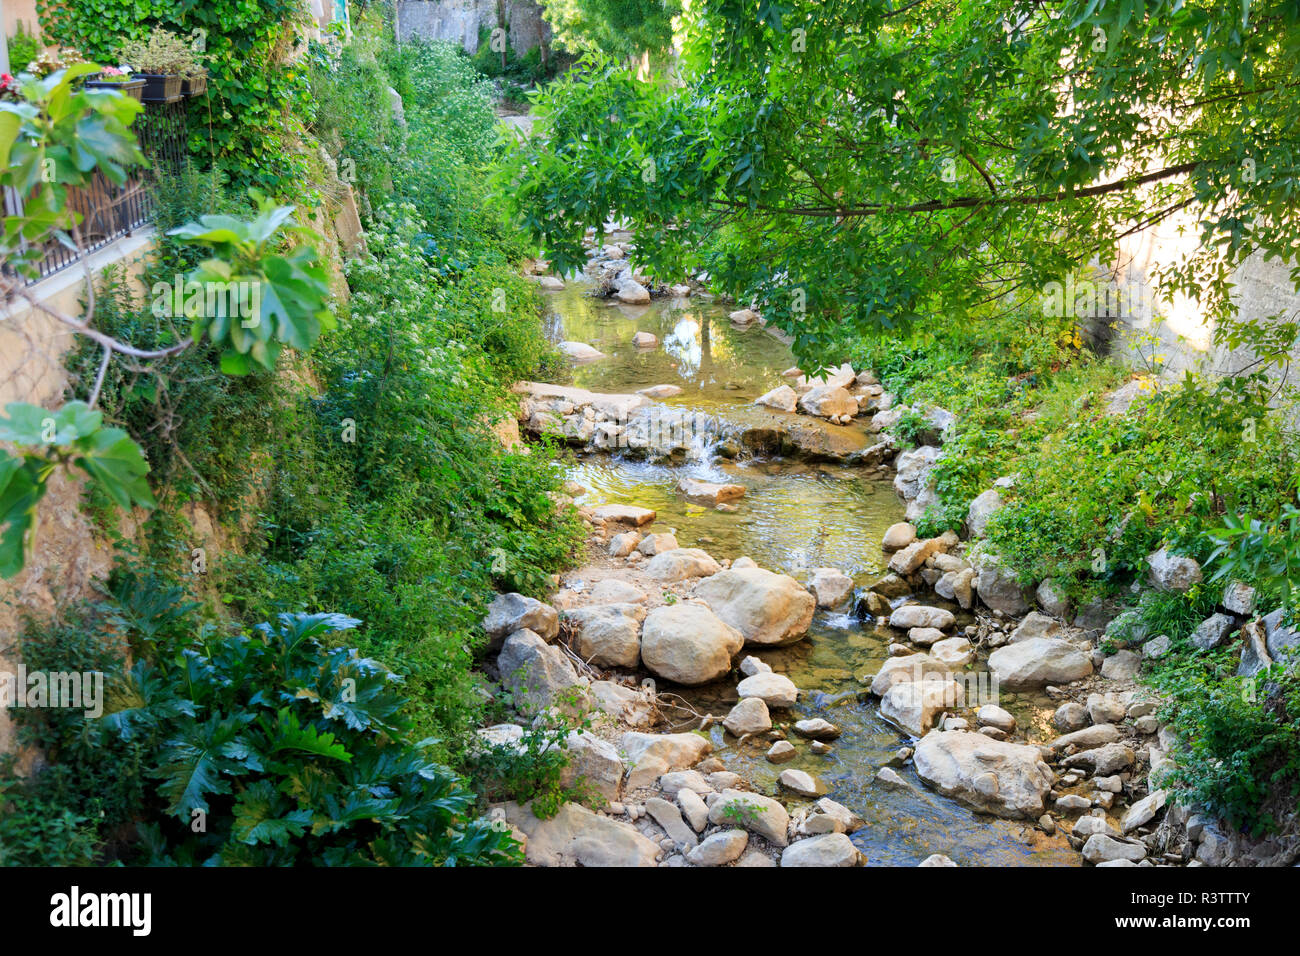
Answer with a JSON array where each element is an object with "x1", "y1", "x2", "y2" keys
[
  {"x1": 181, "y1": 56, "x2": 208, "y2": 98},
  {"x1": 84, "y1": 65, "x2": 146, "y2": 101},
  {"x1": 120, "y1": 27, "x2": 203, "y2": 103}
]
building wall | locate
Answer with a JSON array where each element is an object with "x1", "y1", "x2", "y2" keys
[
  {"x1": 0, "y1": 234, "x2": 155, "y2": 762},
  {"x1": 395, "y1": 0, "x2": 549, "y2": 55},
  {"x1": 2, "y1": 0, "x2": 41, "y2": 39}
]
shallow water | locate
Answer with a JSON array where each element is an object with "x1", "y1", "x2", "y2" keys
[{"x1": 546, "y1": 284, "x2": 1078, "y2": 865}]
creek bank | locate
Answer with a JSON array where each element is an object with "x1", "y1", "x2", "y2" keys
[{"x1": 484, "y1": 226, "x2": 1295, "y2": 867}]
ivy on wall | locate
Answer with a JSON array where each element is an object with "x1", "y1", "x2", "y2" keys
[{"x1": 36, "y1": 0, "x2": 314, "y2": 192}]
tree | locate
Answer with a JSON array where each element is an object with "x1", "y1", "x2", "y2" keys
[
  {"x1": 502, "y1": 0, "x2": 1300, "y2": 367},
  {"x1": 539, "y1": 0, "x2": 682, "y2": 62}
]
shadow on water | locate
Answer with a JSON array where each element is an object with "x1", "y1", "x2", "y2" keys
[{"x1": 546, "y1": 285, "x2": 1079, "y2": 865}]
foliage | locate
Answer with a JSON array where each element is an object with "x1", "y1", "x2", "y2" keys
[
  {"x1": 165, "y1": 193, "x2": 336, "y2": 375},
  {"x1": 38, "y1": 0, "x2": 314, "y2": 191},
  {"x1": 0, "y1": 571, "x2": 521, "y2": 866},
  {"x1": 103, "y1": 608, "x2": 519, "y2": 865},
  {"x1": 465, "y1": 709, "x2": 590, "y2": 818},
  {"x1": 0, "y1": 593, "x2": 151, "y2": 866},
  {"x1": 539, "y1": 0, "x2": 680, "y2": 61},
  {"x1": 503, "y1": 0, "x2": 1300, "y2": 371},
  {"x1": 1147, "y1": 644, "x2": 1300, "y2": 836},
  {"x1": 0, "y1": 69, "x2": 333, "y2": 577},
  {"x1": 0, "y1": 66, "x2": 144, "y2": 277},
  {"x1": 1207, "y1": 502, "x2": 1300, "y2": 614},
  {"x1": 985, "y1": 376, "x2": 1297, "y2": 592},
  {"x1": 0, "y1": 402, "x2": 156, "y2": 577},
  {"x1": 120, "y1": 25, "x2": 206, "y2": 76},
  {"x1": 202, "y1": 19, "x2": 582, "y2": 751},
  {"x1": 64, "y1": 169, "x2": 295, "y2": 521},
  {"x1": 6, "y1": 20, "x2": 42, "y2": 72}
]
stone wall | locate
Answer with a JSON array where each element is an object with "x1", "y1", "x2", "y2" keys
[
  {"x1": 1077, "y1": 193, "x2": 1300, "y2": 381},
  {"x1": 395, "y1": 0, "x2": 550, "y2": 55}
]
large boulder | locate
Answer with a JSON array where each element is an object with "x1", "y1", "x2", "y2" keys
[
  {"x1": 568, "y1": 605, "x2": 642, "y2": 669},
  {"x1": 868, "y1": 653, "x2": 951, "y2": 697},
  {"x1": 677, "y1": 477, "x2": 746, "y2": 505},
  {"x1": 686, "y1": 829, "x2": 749, "y2": 866},
  {"x1": 798, "y1": 798, "x2": 865, "y2": 836},
  {"x1": 798, "y1": 385, "x2": 858, "y2": 420},
  {"x1": 808, "y1": 567, "x2": 855, "y2": 609},
  {"x1": 645, "y1": 548, "x2": 723, "y2": 582},
  {"x1": 1191, "y1": 612, "x2": 1236, "y2": 651},
  {"x1": 621, "y1": 732, "x2": 712, "y2": 791},
  {"x1": 640, "y1": 603, "x2": 744, "y2": 685},
  {"x1": 880, "y1": 678, "x2": 964, "y2": 737},
  {"x1": 592, "y1": 504, "x2": 656, "y2": 526},
  {"x1": 1145, "y1": 547, "x2": 1203, "y2": 592},
  {"x1": 1081, "y1": 833, "x2": 1147, "y2": 865},
  {"x1": 893, "y1": 445, "x2": 941, "y2": 501},
  {"x1": 966, "y1": 488, "x2": 1004, "y2": 538},
  {"x1": 889, "y1": 604, "x2": 955, "y2": 630},
  {"x1": 780, "y1": 833, "x2": 862, "y2": 867},
  {"x1": 722, "y1": 697, "x2": 772, "y2": 736},
  {"x1": 1261, "y1": 608, "x2": 1300, "y2": 661},
  {"x1": 972, "y1": 554, "x2": 1031, "y2": 616},
  {"x1": 935, "y1": 567, "x2": 975, "y2": 609},
  {"x1": 614, "y1": 278, "x2": 650, "y2": 304},
  {"x1": 912, "y1": 731, "x2": 1055, "y2": 819},
  {"x1": 483, "y1": 593, "x2": 559, "y2": 650},
  {"x1": 558, "y1": 341, "x2": 606, "y2": 362},
  {"x1": 988, "y1": 638, "x2": 1094, "y2": 689},
  {"x1": 497, "y1": 629, "x2": 589, "y2": 717},
  {"x1": 589, "y1": 680, "x2": 656, "y2": 728},
  {"x1": 587, "y1": 579, "x2": 649, "y2": 605},
  {"x1": 707, "y1": 789, "x2": 791, "y2": 847},
  {"x1": 693, "y1": 567, "x2": 816, "y2": 646},
  {"x1": 754, "y1": 384, "x2": 798, "y2": 413},
  {"x1": 882, "y1": 522, "x2": 917, "y2": 551},
  {"x1": 888, "y1": 537, "x2": 942, "y2": 575},
  {"x1": 736, "y1": 672, "x2": 799, "y2": 708},
  {"x1": 558, "y1": 731, "x2": 625, "y2": 802},
  {"x1": 1008, "y1": 611, "x2": 1064, "y2": 643},
  {"x1": 502, "y1": 801, "x2": 659, "y2": 866}
]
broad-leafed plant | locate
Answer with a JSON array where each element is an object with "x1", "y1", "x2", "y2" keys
[{"x1": 103, "y1": 609, "x2": 519, "y2": 866}]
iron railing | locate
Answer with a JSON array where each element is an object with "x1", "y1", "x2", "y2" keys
[{"x1": 2, "y1": 93, "x2": 190, "y2": 284}]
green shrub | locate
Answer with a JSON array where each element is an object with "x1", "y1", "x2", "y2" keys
[
  {"x1": 986, "y1": 378, "x2": 1296, "y2": 593},
  {"x1": 1148, "y1": 648, "x2": 1300, "y2": 836}
]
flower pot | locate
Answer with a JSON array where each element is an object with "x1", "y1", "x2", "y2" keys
[
  {"x1": 85, "y1": 78, "x2": 146, "y2": 102},
  {"x1": 181, "y1": 74, "x2": 208, "y2": 98},
  {"x1": 132, "y1": 72, "x2": 183, "y2": 103}
]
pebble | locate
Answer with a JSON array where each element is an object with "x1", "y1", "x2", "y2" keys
[
  {"x1": 766, "y1": 740, "x2": 797, "y2": 764},
  {"x1": 793, "y1": 718, "x2": 841, "y2": 740}
]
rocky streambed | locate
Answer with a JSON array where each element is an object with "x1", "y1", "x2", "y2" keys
[{"x1": 473, "y1": 235, "x2": 1283, "y2": 868}]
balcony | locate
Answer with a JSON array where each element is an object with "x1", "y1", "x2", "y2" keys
[{"x1": 1, "y1": 89, "x2": 191, "y2": 284}]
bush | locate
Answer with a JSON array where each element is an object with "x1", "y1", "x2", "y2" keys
[
  {"x1": 1148, "y1": 647, "x2": 1300, "y2": 836},
  {"x1": 985, "y1": 377, "x2": 1297, "y2": 593},
  {"x1": 1, "y1": 572, "x2": 520, "y2": 866}
]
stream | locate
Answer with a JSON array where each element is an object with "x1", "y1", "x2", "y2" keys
[{"x1": 545, "y1": 283, "x2": 1078, "y2": 865}]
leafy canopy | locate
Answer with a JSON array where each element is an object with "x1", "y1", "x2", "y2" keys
[{"x1": 502, "y1": 0, "x2": 1300, "y2": 368}]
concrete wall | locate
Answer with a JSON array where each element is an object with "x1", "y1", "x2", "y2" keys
[
  {"x1": 0, "y1": 234, "x2": 155, "y2": 762},
  {"x1": 395, "y1": 0, "x2": 549, "y2": 55},
  {"x1": 1076, "y1": 185, "x2": 1300, "y2": 381}
]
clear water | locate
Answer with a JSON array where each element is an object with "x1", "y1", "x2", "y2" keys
[{"x1": 545, "y1": 283, "x2": 1078, "y2": 865}]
